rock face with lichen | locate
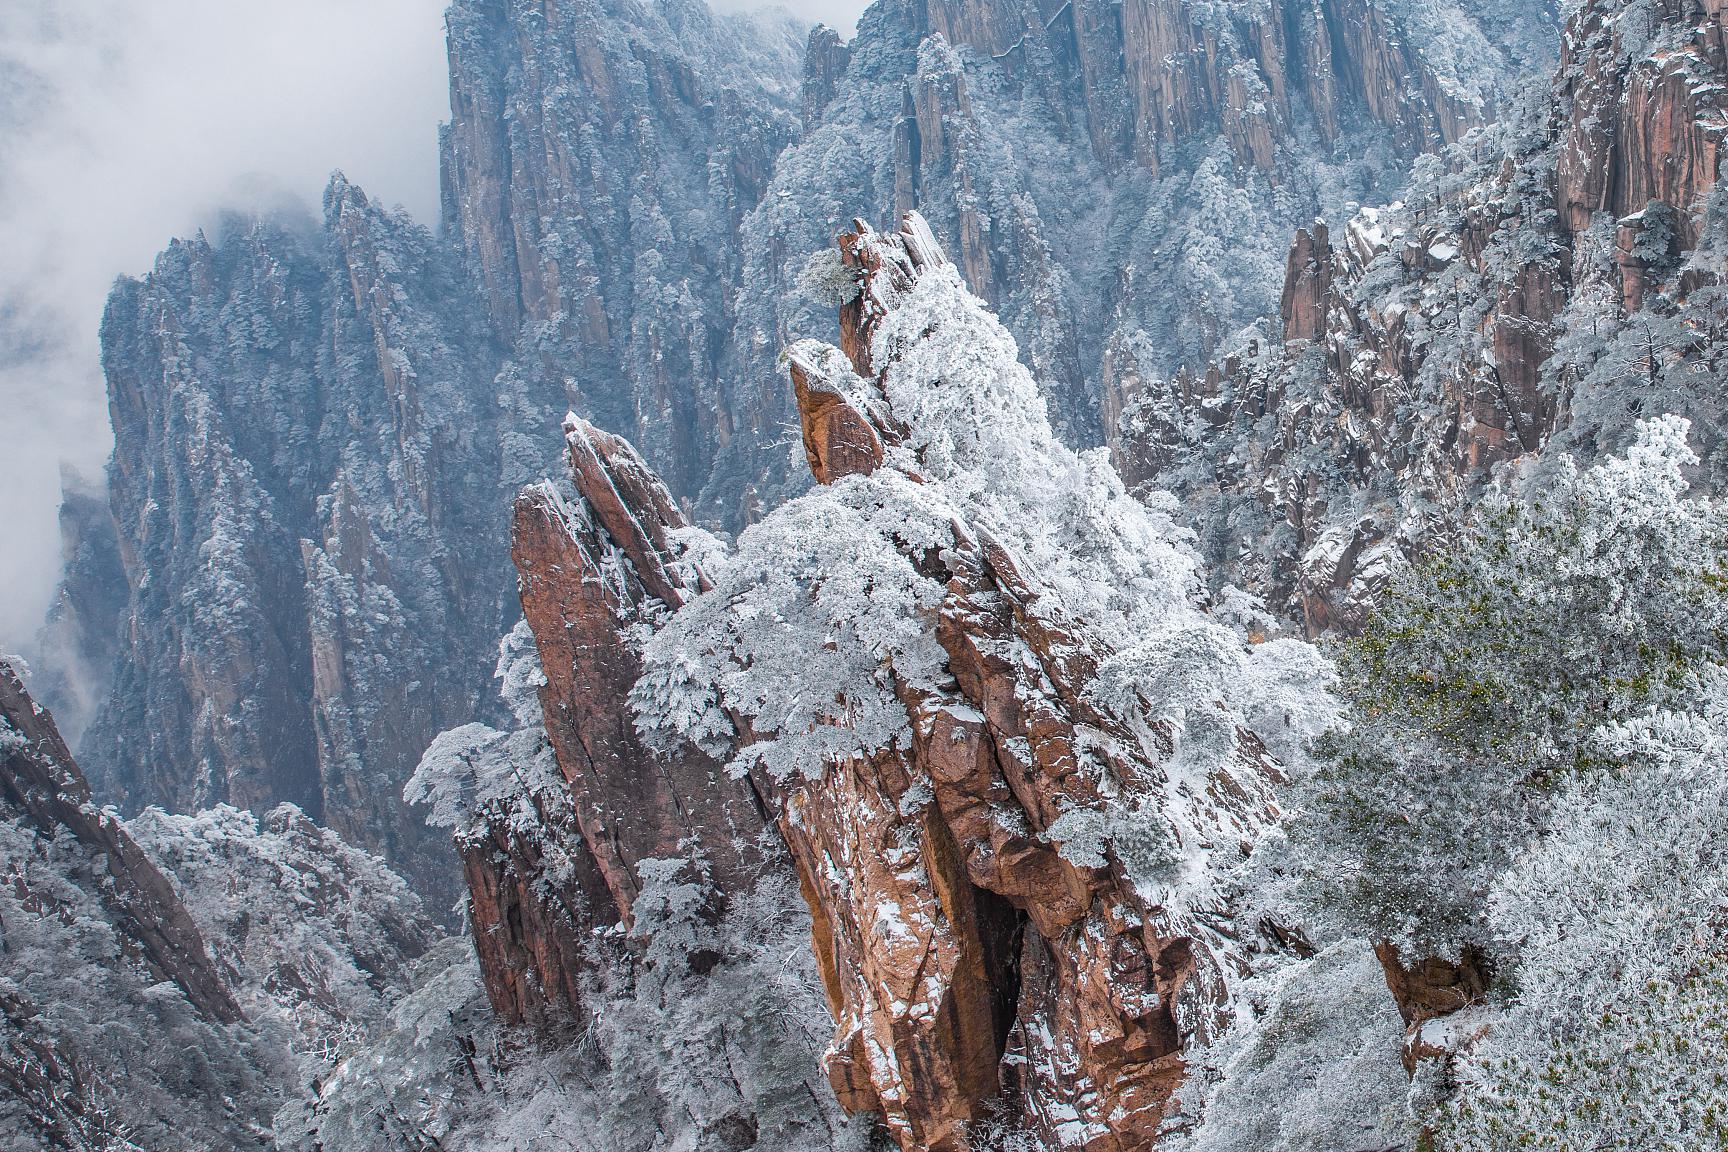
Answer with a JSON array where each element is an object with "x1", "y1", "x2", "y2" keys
[
  {"x1": 446, "y1": 213, "x2": 1322, "y2": 1148},
  {"x1": 1114, "y1": 0, "x2": 1728, "y2": 636}
]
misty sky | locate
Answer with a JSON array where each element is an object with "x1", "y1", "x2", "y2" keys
[{"x1": 0, "y1": 0, "x2": 868, "y2": 651}]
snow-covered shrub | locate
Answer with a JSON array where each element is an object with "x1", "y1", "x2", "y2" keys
[
  {"x1": 1174, "y1": 940, "x2": 1414, "y2": 1152},
  {"x1": 1437, "y1": 699, "x2": 1728, "y2": 1149},
  {"x1": 281, "y1": 872, "x2": 867, "y2": 1152},
  {"x1": 406, "y1": 620, "x2": 574, "y2": 850},
  {"x1": 0, "y1": 807, "x2": 286, "y2": 1150}
]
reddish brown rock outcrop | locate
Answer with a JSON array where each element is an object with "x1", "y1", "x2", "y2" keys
[
  {"x1": 1373, "y1": 941, "x2": 1492, "y2": 1073},
  {"x1": 1555, "y1": 0, "x2": 1728, "y2": 245},
  {"x1": 513, "y1": 421, "x2": 768, "y2": 915},
  {"x1": 742, "y1": 217, "x2": 1285, "y2": 1150},
  {"x1": 458, "y1": 781, "x2": 612, "y2": 1029},
  {"x1": 1279, "y1": 220, "x2": 1335, "y2": 343},
  {"x1": 496, "y1": 214, "x2": 1294, "y2": 1147},
  {"x1": 462, "y1": 418, "x2": 771, "y2": 1026}
]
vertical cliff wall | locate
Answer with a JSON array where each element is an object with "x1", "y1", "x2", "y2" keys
[
  {"x1": 441, "y1": 0, "x2": 806, "y2": 507},
  {"x1": 77, "y1": 178, "x2": 509, "y2": 900},
  {"x1": 45, "y1": 0, "x2": 809, "y2": 902}
]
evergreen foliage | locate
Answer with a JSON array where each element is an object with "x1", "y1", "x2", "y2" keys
[{"x1": 1298, "y1": 418, "x2": 1728, "y2": 958}]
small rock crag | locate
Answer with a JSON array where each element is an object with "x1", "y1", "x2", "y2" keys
[
  {"x1": 512, "y1": 419, "x2": 769, "y2": 914},
  {"x1": 0, "y1": 662, "x2": 240, "y2": 1026},
  {"x1": 458, "y1": 417, "x2": 771, "y2": 1027}
]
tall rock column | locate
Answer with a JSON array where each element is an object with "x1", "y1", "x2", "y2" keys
[
  {"x1": 448, "y1": 416, "x2": 775, "y2": 1027},
  {"x1": 637, "y1": 215, "x2": 1309, "y2": 1151},
  {"x1": 511, "y1": 418, "x2": 770, "y2": 917}
]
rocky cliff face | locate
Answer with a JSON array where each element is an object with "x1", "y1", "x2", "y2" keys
[
  {"x1": 511, "y1": 422, "x2": 769, "y2": 917},
  {"x1": 1113, "y1": 0, "x2": 1728, "y2": 635},
  {"x1": 441, "y1": 0, "x2": 805, "y2": 508},
  {"x1": 467, "y1": 215, "x2": 1330, "y2": 1149},
  {"x1": 0, "y1": 661, "x2": 277, "y2": 1148},
  {"x1": 1101, "y1": 0, "x2": 1728, "y2": 1094},
  {"x1": 67, "y1": 178, "x2": 509, "y2": 902},
  {"x1": 0, "y1": 661, "x2": 239, "y2": 1025},
  {"x1": 723, "y1": 217, "x2": 1314, "y2": 1150},
  {"x1": 32, "y1": 466, "x2": 126, "y2": 750}
]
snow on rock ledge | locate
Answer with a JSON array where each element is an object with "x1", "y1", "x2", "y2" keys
[{"x1": 635, "y1": 214, "x2": 1332, "y2": 1151}]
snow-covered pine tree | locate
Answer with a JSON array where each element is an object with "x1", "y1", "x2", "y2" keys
[{"x1": 1299, "y1": 416, "x2": 1728, "y2": 963}]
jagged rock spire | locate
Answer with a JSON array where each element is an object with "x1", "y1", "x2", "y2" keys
[{"x1": 632, "y1": 212, "x2": 1314, "y2": 1149}]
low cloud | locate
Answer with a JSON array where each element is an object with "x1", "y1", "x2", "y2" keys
[
  {"x1": 718, "y1": 0, "x2": 870, "y2": 34},
  {"x1": 0, "y1": 0, "x2": 449, "y2": 648},
  {"x1": 0, "y1": 0, "x2": 872, "y2": 652}
]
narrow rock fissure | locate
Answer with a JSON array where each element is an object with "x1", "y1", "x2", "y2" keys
[{"x1": 974, "y1": 886, "x2": 1027, "y2": 1066}]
